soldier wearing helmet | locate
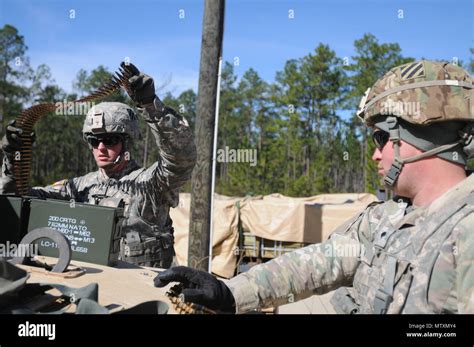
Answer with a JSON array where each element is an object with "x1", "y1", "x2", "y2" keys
[
  {"x1": 357, "y1": 60, "x2": 473, "y2": 189},
  {"x1": 82, "y1": 102, "x2": 142, "y2": 178},
  {"x1": 1, "y1": 63, "x2": 197, "y2": 269},
  {"x1": 153, "y1": 60, "x2": 474, "y2": 314}
]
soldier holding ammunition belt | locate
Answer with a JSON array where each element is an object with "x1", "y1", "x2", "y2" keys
[{"x1": 1, "y1": 63, "x2": 197, "y2": 268}]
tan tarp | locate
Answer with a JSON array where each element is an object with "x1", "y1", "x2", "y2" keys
[
  {"x1": 171, "y1": 193, "x2": 378, "y2": 279},
  {"x1": 171, "y1": 194, "x2": 240, "y2": 279},
  {"x1": 239, "y1": 193, "x2": 378, "y2": 243}
]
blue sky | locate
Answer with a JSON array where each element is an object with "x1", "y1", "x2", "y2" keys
[{"x1": 1, "y1": 0, "x2": 472, "y2": 98}]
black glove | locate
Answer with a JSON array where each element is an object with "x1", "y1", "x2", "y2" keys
[
  {"x1": 2, "y1": 120, "x2": 35, "y2": 154},
  {"x1": 121, "y1": 62, "x2": 156, "y2": 106},
  {"x1": 154, "y1": 266, "x2": 236, "y2": 313}
]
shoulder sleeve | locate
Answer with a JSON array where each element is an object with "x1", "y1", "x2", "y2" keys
[
  {"x1": 30, "y1": 179, "x2": 74, "y2": 200},
  {"x1": 29, "y1": 173, "x2": 91, "y2": 201}
]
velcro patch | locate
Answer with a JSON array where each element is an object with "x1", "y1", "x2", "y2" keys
[{"x1": 92, "y1": 112, "x2": 105, "y2": 132}]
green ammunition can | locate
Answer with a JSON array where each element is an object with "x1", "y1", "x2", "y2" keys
[{"x1": 27, "y1": 198, "x2": 124, "y2": 266}]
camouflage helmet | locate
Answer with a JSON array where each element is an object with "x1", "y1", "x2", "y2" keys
[
  {"x1": 357, "y1": 61, "x2": 474, "y2": 188},
  {"x1": 82, "y1": 102, "x2": 141, "y2": 140},
  {"x1": 357, "y1": 60, "x2": 473, "y2": 126}
]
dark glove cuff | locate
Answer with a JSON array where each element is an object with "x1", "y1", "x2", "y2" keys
[{"x1": 216, "y1": 280, "x2": 236, "y2": 314}]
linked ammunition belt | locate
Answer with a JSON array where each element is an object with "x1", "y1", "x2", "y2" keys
[
  {"x1": 12, "y1": 63, "x2": 135, "y2": 196},
  {"x1": 166, "y1": 284, "x2": 216, "y2": 315}
]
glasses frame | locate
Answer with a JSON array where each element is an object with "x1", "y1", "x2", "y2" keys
[{"x1": 87, "y1": 134, "x2": 124, "y2": 148}]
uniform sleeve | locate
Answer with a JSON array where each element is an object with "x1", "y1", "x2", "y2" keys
[
  {"x1": 226, "y1": 204, "x2": 381, "y2": 313},
  {"x1": 455, "y1": 211, "x2": 474, "y2": 313},
  {"x1": 1, "y1": 152, "x2": 73, "y2": 200},
  {"x1": 29, "y1": 179, "x2": 76, "y2": 200},
  {"x1": 136, "y1": 100, "x2": 196, "y2": 192}
]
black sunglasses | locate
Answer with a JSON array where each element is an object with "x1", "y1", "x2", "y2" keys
[
  {"x1": 372, "y1": 130, "x2": 390, "y2": 150},
  {"x1": 87, "y1": 135, "x2": 123, "y2": 148}
]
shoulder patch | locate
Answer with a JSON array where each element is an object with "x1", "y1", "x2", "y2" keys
[{"x1": 51, "y1": 179, "x2": 67, "y2": 188}]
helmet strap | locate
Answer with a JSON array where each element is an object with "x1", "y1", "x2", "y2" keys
[
  {"x1": 383, "y1": 116, "x2": 464, "y2": 188},
  {"x1": 384, "y1": 116, "x2": 403, "y2": 187},
  {"x1": 110, "y1": 137, "x2": 131, "y2": 168}
]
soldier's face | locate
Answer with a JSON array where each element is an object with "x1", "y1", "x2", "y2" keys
[
  {"x1": 92, "y1": 140, "x2": 123, "y2": 168},
  {"x1": 371, "y1": 131, "x2": 424, "y2": 196}
]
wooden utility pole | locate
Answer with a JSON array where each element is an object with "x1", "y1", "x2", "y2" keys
[{"x1": 188, "y1": 0, "x2": 225, "y2": 272}]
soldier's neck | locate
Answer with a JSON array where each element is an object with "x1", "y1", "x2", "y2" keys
[
  {"x1": 99, "y1": 159, "x2": 129, "y2": 179},
  {"x1": 410, "y1": 166, "x2": 466, "y2": 207}
]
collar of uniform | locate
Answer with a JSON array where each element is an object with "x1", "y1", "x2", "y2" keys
[
  {"x1": 383, "y1": 199, "x2": 410, "y2": 229},
  {"x1": 397, "y1": 204, "x2": 426, "y2": 227}
]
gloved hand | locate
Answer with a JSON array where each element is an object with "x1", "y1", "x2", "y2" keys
[
  {"x1": 2, "y1": 120, "x2": 35, "y2": 154},
  {"x1": 154, "y1": 266, "x2": 236, "y2": 313},
  {"x1": 122, "y1": 62, "x2": 156, "y2": 106}
]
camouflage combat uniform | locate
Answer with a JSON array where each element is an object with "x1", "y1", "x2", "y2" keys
[
  {"x1": 151, "y1": 60, "x2": 473, "y2": 314},
  {"x1": 226, "y1": 174, "x2": 474, "y2": 313},
  {"x1": 0, "y1": 102, "x2": 196, "y2": 268},
  {"x1": 225, "y1": 60, "x2": 474, "y2": 314}
]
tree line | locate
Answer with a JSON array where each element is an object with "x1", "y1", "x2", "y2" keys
[{"x1": 1, "y1": 24, "x2": 472, "y2": 196}]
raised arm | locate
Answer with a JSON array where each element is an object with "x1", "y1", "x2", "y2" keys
[{"x1": 126, "y1": 63, "x2": 196, "y2": 192}]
